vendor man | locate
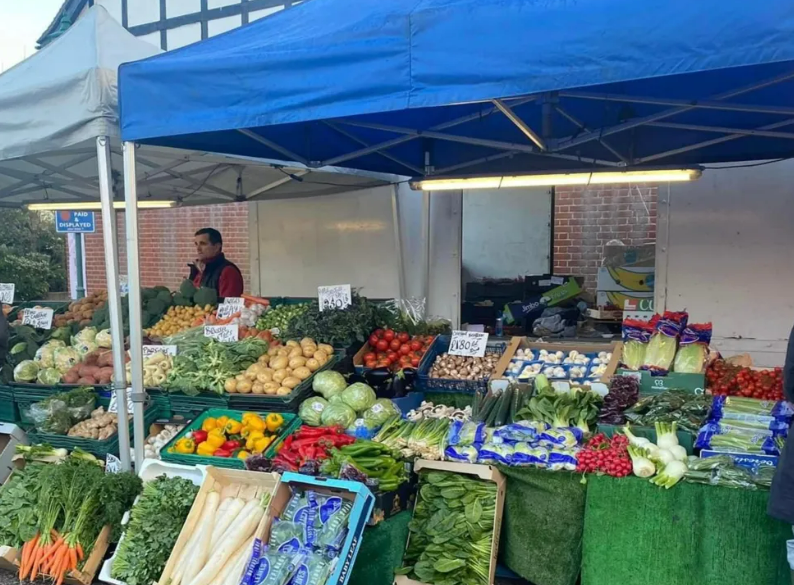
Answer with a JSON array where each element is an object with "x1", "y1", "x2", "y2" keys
[{"x1": 189, "y1": 228, "x2": 244, "y2": 298}]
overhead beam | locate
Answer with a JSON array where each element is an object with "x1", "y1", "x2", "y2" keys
[
  {"x1": 323, "y1": 121, "x2": 423, "y2": 174},
  {"x1": 646, "y1": 121, "x2": 794, "y2": 140},
  {"x1": 246, "y1": 170, "x2": 310, "y2": 199},
  {"x1": 135, "y1": 157, "x2": 239, "y2": 200},
  {"x1": 554, "y1": 105, "x2": 630, "y2": 164},
  {"x1": 492, "y1": 98, "x2": 547, "y2": 150},
  {"x1": 238, "y1": 129, "x2": 309, "y2": 165}
]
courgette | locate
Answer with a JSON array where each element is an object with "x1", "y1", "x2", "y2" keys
[
  {"x1": 493, "y1": 386, "x2": 513, "y2": 427},
  {"x1": 508, "y1": 384, "x2": 524, "y2": 424},
  {"x1": 476, "y1": 390, "x2": 498, "y2": 423}
]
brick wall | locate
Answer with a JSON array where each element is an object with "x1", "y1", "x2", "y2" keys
[
  {"x1": 81, "y1": 203, "x2": 250, "y2": 294},
  {"x1": 553, "y1": 184, "x2": 658, "y2": 291}
]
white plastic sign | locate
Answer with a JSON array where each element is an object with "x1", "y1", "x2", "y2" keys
[
  {"x1": 105, "y1": 453, "x2": 122, "y2": 474},
  {"x1": 318, "y1": 285, "x2": 352, "y2": 311},
  {"x1": 204, "y1": 324, "x2": 239, "y2": 342},
  {"x1": 108, "y1": 390, "x2": 135, "y2": 414},
  {"x1": 216, "y1": 303, "x2": 240, "y2": 320},
  {"x1": 448, "y1": 330, "x2": 489, "y2": 358},
  {"x1": 119, "y1": 275, "x2": 129, "y2": 296},
  {"x1": 142, "y1": 345, "x2": 177, "y2": 358},
  {"x1": 21, "y1": 308, "x2": 53, "y2": 330},
  {"x1": 0, "y1": 284, "x2": 14, "y2": 304},
  {"x1": 222, "y1": 297, "x2": 245, "y2": 309}
]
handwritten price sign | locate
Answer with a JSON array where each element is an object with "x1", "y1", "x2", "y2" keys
[
  {"x1": 108, "y1": 390, "x2": 135, "y2": 414},
  {"x1": 318, "y1": 285, "x2": 352, "y2": 311},
  {"x1": 105, "y1": 454, "x2": 122, "y2": 474},
  {"x1": 448, "y1": 330, "x2": 489, "y2": 358},
  {"x1": 21, "y1": 308, "x2": 54, "y2": 330},
  {"x1": 142, "y1": 345, "x2": 177, "y2": 358},
  {"x1": 204, "y1": 324, "x2": 239, "y2": 342},
  {"x1": 216, "y1": 303, "x2": 240, "y2": 320},
  {"x1": 0, "y1": 284, "x2": 14, "y2": 304}
]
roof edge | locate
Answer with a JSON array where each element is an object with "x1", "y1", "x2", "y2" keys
[{"x1": 37, "y1": 0, "x2": 89, "y2": 47}]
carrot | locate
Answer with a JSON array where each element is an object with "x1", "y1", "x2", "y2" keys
[
  {"x1": 18, "y1": 537, "x2": 32, "y2": 579},
  {"x1": 29, "y1": 543, "x2": 45, "y2": 581},
  {"x1": 241, "y1": 294, "x2": 270, "y2": 307},
  {"x1": 40, "y1": 536, "x2": 64, "y2": 565},
  {"x1": 69, "y1": 547, "x2": 77, "y2": 572},
  {"x1": 75, "y1": 543, "x2": 83, "y2": 562}
]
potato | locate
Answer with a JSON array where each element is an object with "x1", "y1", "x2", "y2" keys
[
  {"x1": 305, "y1": 358, "x2": 320, "y2": 372},
  {"x1": 317, "y1": 344, "x2": 334, "y2": 356},
  {"x1": 282, "y1": 376, "x2": 301, "y2": 389},
  {"x1": 252, "y1": 382, "x2": 265, "y2": 394},
  {"x1": 263, "y1": 382, "x2": 279, "y2": 395},
  {"x1": 286, "y1": 340, "x2": 300, "y2": 348},
  {"x1": 247, "y1": 363, "x2": 263, "y2": 374},
  {"x1": 267, "y1": 346, "x2": 280, "y2": 357},
  {"x1": 257, "y1": 354, "x2": 270, "y2": 365},
  {"x1": 313, "y1": 350, "x2": 328, "y2": 362},
  {"x1": 272, "y1": 369, "x2": 288, "y2": 383},
  {"x1": 302, "y1": 346, "x2": 317, "y2": 358},
  {"x1": 292, "y1": 366, "x2": 311, "y2": 381},
  {"x1": 300, "y1": 337, "x2": 315, "y2": 347},
  {"x1": 261, "y1": 368, "x2": 275, "y2": 377},
  {"x1": 225, "y1": 379, "x2": 238, "y2": 393},
  {"x1": 236, "y1": 374, "x2": 247, "y2": 382},
  {"x1": 277, "y1": 348, "x2": 289, "y2": 357},
  {"x1": 289, "y1": 356, "x2": 307, "y2": 369},
  {"x1": 270, "y1": 356, "x2": 289, "y2": 370},
  {"x1": 288, "y1": 347, "x2": 303, "y2": 360},
  {"x1": 256, "y1": 372, "x2": 273, "y2": 383},
  {"x1": 276, "y1": 386, "x2": 292, "y2": 396},
  {"x1": 236, "y1": 380, "x2": 252, "y2": 394}
]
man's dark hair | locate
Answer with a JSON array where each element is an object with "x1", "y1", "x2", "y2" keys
[{"x1": 195, "y1": 228, "x2": 223, "y2": 247}]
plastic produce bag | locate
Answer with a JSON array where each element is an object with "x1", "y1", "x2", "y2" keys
[
  {"x1": 447, "y1": 420, "x2": 486, "y2": 446},
  {"x1": 673, "y1": 322, "x2": 712, "y2": 373},
  {"x1": 252, "y1": 551, "x2": 303, "y2": 585},
  {"x1": 22, "y1": 387, "x2": 96, "y2": 435},
  {"x1": 287, "y1": 552, "x2": 331, "y2": 585},
  {"x1": 362, "y1": 398, "x2": 400, "y2": 429},
  {"x1": 298, "y1": 397, "x2": 328, "y2": 427},
  {"x1": 621, "y1": 318, "x2": 656, "y2": 371},
  {"x1": 268, "y1": 520, "x2": 311, "y2": 553},
  {"x1": 642, "y1": 312, "x2": 688, "y2": 374}
]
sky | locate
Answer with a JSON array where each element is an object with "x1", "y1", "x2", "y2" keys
[{"x1": 0, "y1": 0, "x2": 65, "y2": 72}]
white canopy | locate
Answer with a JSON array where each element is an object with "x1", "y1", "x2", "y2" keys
[{"x1": 0, "y1": 6, "x2": 391, "y2": 207}]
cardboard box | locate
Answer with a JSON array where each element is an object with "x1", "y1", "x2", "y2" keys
[
  {"x1": 0, "y1": 460, "x2": 111, "y2": 585},
  {"x1": 501, "y1": 338, "x2": 622, "y2": 385},
  {"x1": 368, "y1": 478, "x2": 416, "y2": 526},
  {"x1": 597, "y1": 266, "x2": 655, "y2": 293},
  {"x1": 395, "y1": 460, "x2": 506, "y2": 585},
  {"x1": 157, "y1": 466, "x2": 281, "y2": 585},
  {"x1": 503, "y1": 278, "x2": 582, "y2": 325},
  {"x1": 597, "y1": 290, "x2": 654, "y2": 311},
  {"x1": 617, "y1": 369, "x2": 706, "y2": 395}
]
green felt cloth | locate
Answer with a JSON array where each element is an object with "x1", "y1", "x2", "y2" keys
[
  {"x1": 498, "y1": 467, "x2": 587, "y2": 585},
  {"x1": 349, "y1": 511, "x2": 411, "y2": 585},
  {"x1": 582, "y1": 475, "x2": 791, "y2": 585},
  {"x1": 424, "y1": 392, "x2": 474, "y2": 409}
]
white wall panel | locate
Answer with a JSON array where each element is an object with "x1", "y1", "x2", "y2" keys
[
  {"x1": 659, "y1": 160, "x2": 794, "y2": 366},
  {"x1": 462, "y1": 187, "x2": 550, "y2": 281},
  {"x1": 127, "y1": 0, "x2": 160, "y2": 27},
  {"x1": 138, "y1": 31, "x2": 162, "y2": 48},
  {"x1": 167, "y1": 0, "x2": 201, "y2": 18},
  {"x1": 208, "y1": 15, "x2": 241, "y2": 36},
  {"x1": 168, "y1": 23, "x2": 202, "y2": 49}
]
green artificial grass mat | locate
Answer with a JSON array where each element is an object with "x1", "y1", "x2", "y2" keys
[{"x1": 349, "y1": 511, "x2": 411, "y2": 585}]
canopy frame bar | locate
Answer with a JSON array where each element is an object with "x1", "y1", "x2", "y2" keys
[
  {"x1": 492, "y1": 98, "x2": 547, "y2": 150},
  {"x1": 246, "y1": 169, "x2": 309, "y2": 199},
  {"x1": 239, "y1": 129, "x2": 309, "y2": 165}
]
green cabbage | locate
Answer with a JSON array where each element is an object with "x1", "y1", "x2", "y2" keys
[
  {"x1": 71, "y1": 327, "x2": 97, "y2": 347},
  {"x1": 13, "y1": 360, "x2": 39, "y2": 382},
  {"x1": 340, "y1": 382, "x2": 376, "y2": 413},
  {"x1": 37, "y1": 367, "x2": 62, "y2": 385},
  {"x1": 53, "y1": 347, "x2": 80, "y2": 373},
  {"x1": 299, "y1": 396, "x2": 329, "y2": 426},
  {"x1": 95, "y1": 329, "x2": 112, "y2": 348},
  {"x1": 362, "y1": 398, "x2": 401, "y2": 428},
  {"x1": 320, "y1": 402, "x2": 356, "y2": 428},
  {"x1": 312, "y1": 370, "x2": 347, "y2": 399},
  {"x1": 34, "y1": 340, "x2": 66, "y2": 368}
]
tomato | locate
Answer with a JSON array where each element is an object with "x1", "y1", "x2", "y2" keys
[
  {"x1": 374, "y1": 328, "x2": 385, "y2": 338},
  {"x1": 410, "y1": 340, "x2": 422, "y2": 352},
  {"x1": 411, "y1": 357, "x2": 420, "y2": 367},
  {"x1": 387, "y1": 350, "x2": 398, "y2": 360},
  {"x1": 399, "y1": 344, "x2": 411, "y2": 355},
  {"x1": 384, "y1": 329, "x2": 396, "y2": 341},
  {"x1": 365, "y1": 359, "x2": 377, "y2": 369},
  {"x1": 369, "y1": 334, "x2": 379, "y2": 346},
  {"x1": 397, "y1": 332, "x2": 410, "y2": 343},
  {"x1": 389, "y1": 339, "x2": 402, "y2": 351},
  {"x1": 376, "y1": 339, "x2": 389, "y2": 351},
  {"x1": 364, "y1": 352, "x2": 376, "y2": 362}
]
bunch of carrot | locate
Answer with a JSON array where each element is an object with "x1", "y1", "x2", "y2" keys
[{"x1": 18, "y1": 529, "x2": 83, "y2": 585}]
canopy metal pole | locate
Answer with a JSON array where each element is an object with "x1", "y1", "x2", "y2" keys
[
  {"x1": 422, "y1": 190, "x2": 431, "y2": 305},
  {"x1": 96, "y1": 136, "x2": 131, "y2": 471},
  {"x1": 122, "y1": 142, "x2": 146, "y2": 470},
  {"x1": 391, "y1": 184, "x2": 406, "y2": 299}
]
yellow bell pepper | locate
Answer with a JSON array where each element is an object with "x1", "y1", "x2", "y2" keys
[
  {"x1": 245, "y1": 430, "x2": 265, "y2": 451},
  {"x1": 224, "y1": 419, "x2": 243, "y2": 435},
  {"x1": 174, "y1": 437, "x2": 195, "y2": 454},
  {"x1": 244, "y1": 415, "x2": 266, "y2": 432},
  {"x1": 201, "y1": 417, "x2": 218, "y2": 432},
  {"x1": 237, "y1": 450, "x2": 251, "y2": 461},
  {"x1": 265, "y1": 413, "x2": 284, "y2": 433},
  {"x1": 216, "y1": 416, "x2": 230, "y2": 429},
  {"x1": 206, "y1": 428, "x2": 226, "y2": 448},
  {"x1": 242, "y1": 412, "x2": 259, "y2": 423},
  {"x1": 253, "y1": 436, "x2": 273, "y2": 453},
  {"x1": 196, "y1": 442, "x2": 216, "y2": 456}
]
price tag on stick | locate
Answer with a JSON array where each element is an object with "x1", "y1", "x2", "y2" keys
[
  {"x1": 204, "y1": 324, "x2": 239, "y2": 342},
  {"x1": 108, "y1": 390, "x2": 135, "y2": 414},
  {"x1": 142, "y1": 345, "x2": 177, "y2": 358},
  {"x1": 448, "y1": 330, "x2": 489, "y2": 358},
  {"x1": 0, "y1": 284, "x2": 14, "y2": 304},
  {"x1": 221, "y1": 297, "x2": 245, "y2": 309},
  {"x1": 216, "y1": 303, "x2": 239, "y2": 320},
  {"x1": 318, "y1": 285, "x2": 352, "y2": 311},
  {"x1": 21, "y1": 308, "x2": 53, "y2": 330},
  {"x1": 105, "y1": 454, "x2": 122, "y2": 474}
]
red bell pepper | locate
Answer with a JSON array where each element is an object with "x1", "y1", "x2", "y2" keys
[
  {"x1": 192, "y1": 430, "x2": 208, "y2": 444},
  {"x1": 213, "y1": 448, "x2": 233, "y2": 458},
  {"x1": 221, "y1": 440, "x2": 241, "y2": 450}
]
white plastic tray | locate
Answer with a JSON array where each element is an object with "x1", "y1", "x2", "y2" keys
[{"x1": 98, "y1": 461, "x2": 207, "y2": 585}]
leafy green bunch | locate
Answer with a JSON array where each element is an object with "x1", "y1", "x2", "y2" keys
[
  {"x1": 396, "y1": 470, "x2": 497, "y2": 585},
  {"x1": 283, "y1": 293, "x2": 387, "y2": 348},
  {"x1": 516, "y1": 385, "x2": 602, "y2": 433}
]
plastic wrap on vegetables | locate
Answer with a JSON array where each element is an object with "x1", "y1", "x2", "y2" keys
[
  {"x1": 251, "y1": 550, "x2": 303, "y2": 585},
  {"x1": 621, "y1": 318, "x2": 656, "y2": 371},
  {"x1": 710, "y1": 395, "x2": 794, "y2": 424},
  {"x1": 537, "y1": 427, "x2": 582, "y2": 449},
  {"x1": 447, "y1": 420, "x2": 486, "y2": 446},
  {"x1": 672, "y1": 322, "x2": 712, "y2": 373},
  {"x1": 287, "y1": 552, "x2": 332, "y2": 585},
  {"x1": 477, "y1": 442, "x2": 514, "y2": 465},
  {"x1": 511, "y1": 443, "x2": 549, "y2": 466},
  {"x1": 444, "y1": 444, "x2": 480, "y2": 463},
  {"x1": 695, "y1": 425, "x2": 782, "y2": 455},
  {"x1": 642, "y1": 312, "x2": 688, "y2": 374},
  {"x1": 268, "y1": 519, "x2": 311, "y2": 553},
  {"x1": 547, "y1": 448, "x2": 579, "y2": 471},
  {"x1": 493, "y1": 420, "x2": 548, "y2": 444}
]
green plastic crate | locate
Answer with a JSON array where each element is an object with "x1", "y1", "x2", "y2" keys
[
  {"x1": 26, "y1": 399, "x2": 159, "y2": 458},
  {"x1": 161, "y1": 408, "x2": 301, "y2": 469},
  {"x1": 227, "y1": 354, "x2": 340, "y2": 412},
  {"x1": 168, "y1": 392, "x2": 229, "y2": 422},
  {"x1": 0, "y1": 385, "x2": 18, "y2": 423},
  {"x1": 146, "y1": 389, "x2": 173, "y2": 420}
]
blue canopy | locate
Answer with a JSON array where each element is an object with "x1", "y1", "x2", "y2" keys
[{"x1": 119, "y1": 0, "x2": 794, "y2": 178}]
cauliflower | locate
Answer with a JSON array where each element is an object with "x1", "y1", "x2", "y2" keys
[{"x1": 53, "y1": 347, "x2": 80, "y2": 374}]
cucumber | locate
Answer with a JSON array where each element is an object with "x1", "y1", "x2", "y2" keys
[
  {"x1": 486, "y1": 388, "x2": 505, "y2": 427},
  {"x1": 471, "y1": 388, "x2": 482, "y2": 419},
  {"x1": 476, "y1": 390, "x2": 498, "y2": 423},
  {"x1": 493, "y1": 386, "x2": 513, "y2": 427},
  {"x1": 508, "y1": 385, "x2": 524, "y2": 424}
]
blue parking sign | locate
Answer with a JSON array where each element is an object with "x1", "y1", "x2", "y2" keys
[{"x1": 55, "y1": 211, "x2": 96, "y2": 233}]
